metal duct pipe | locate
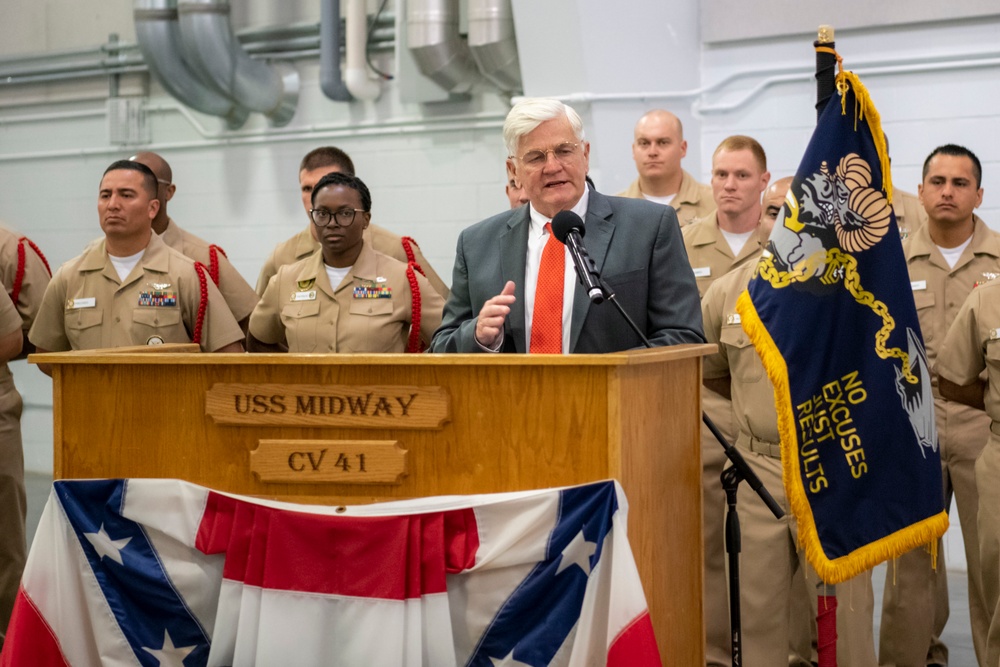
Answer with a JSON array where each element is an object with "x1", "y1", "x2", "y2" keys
[
  {"x1": 133, "y1": 0, "x2": 249, "y2": 128},
  {"x1": 407, "y1": 0, "x2": 480, "y2": 93},
  {"x1": 468, "y1": 0, "x2": 521, "y2": 93},
  {"x1": 344, "y1": 0, "x2": 381, "y2": 100},
  {"x1": 320, "y1": 0, "x2": 352, "y2": 102},
  {"x1": 177, "y1": 0, "x2": 299, "y2": 126}
]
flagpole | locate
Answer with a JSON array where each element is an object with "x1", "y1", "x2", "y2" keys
[
  {"x1": 815, "y1": 25, "x2": 837, "y2": 119},
  {"x1": 812, "y1": 23, "x2": 839, "y2": 667}
]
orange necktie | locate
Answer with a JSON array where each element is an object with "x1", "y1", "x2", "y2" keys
[{"x1": 530, "y1": 223, "x2": 564, "y2": 353}]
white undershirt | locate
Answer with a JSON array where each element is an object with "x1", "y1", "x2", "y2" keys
[
  {"x1": 937, "y1": 236, "x2": 972, "y2": 270},
  {"x1": 642, "y1": 193, "x2": 675, "y2": 206},
  {"x1": 325, "y1": 264, "x2": 352, "y2": 290},
  {"x1": 108, "y1": 250, "x2": 144, "y2": 282},
  {"x1": 720, "y1": 229, "x2": 755, "y2": 257},
  {"x1": 523, "y1": 190, "x2": 590, "y2": 353}
]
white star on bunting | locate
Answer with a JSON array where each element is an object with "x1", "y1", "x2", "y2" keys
[
  {"x1": 83, "y1": 523, "x2": 132, "y2": 566},
  {"x1": 142, "y1": 630, "x2": 196, "y2": 667},
  {"x1": 490, "y1": 649, "x2": 534, "y2": 666},
  {"x1": 555, "y1": 529, "x2": 596, "y2": 576}
]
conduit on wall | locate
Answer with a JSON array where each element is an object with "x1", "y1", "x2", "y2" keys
[
  {"x1": 344, "y1": 0, "x2": 382, "y2": 101},
  {"x1": 320, "y1": 0, "x2": 353, "y2": 102}
]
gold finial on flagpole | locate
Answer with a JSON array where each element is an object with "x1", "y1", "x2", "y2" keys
[{"x1": 817, "y1": 25, "x2": 835, "y2": 44}]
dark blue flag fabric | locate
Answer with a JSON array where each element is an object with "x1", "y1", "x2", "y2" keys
[{"x1": 736, "y1": 71, "x2": 949, "y2": 584}]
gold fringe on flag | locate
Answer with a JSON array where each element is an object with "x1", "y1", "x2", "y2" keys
[
  {"x1": 736, "y1": 286, "x2": 949, "y2": 584},
  {"x1": 733, "y1": 70, "x2": 952, "y2": 584},
  {"x1": 838, "y1": 70, "x2": 893, "y2": 207}
]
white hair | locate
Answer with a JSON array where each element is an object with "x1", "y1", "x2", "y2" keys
[{"x1": 503, "y1": 98, "x2": 586, "y2": 157}]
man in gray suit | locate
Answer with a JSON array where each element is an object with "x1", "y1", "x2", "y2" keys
[{"x1": 430, "y1": 98, "x2": 704, "y2": 353}]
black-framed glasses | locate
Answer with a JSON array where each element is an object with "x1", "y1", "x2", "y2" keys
[
  {"x1": 510, "y1": 142, "x2": 580, "y2": 169},
  {"x1": 310, "y1": 208, "x2": 366, "y2": 227}
]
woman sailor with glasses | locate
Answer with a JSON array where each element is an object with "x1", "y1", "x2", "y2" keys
[{"x1": 248, "y1": 172, "x2": 445, "y2": 353}]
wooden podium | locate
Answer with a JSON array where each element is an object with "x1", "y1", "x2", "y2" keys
[{"x1": 33, "y1": 344, "x2": 713, "y2": 663}]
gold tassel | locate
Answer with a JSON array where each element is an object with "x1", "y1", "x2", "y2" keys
[{"x1": 836, "y1": 70, "x2": 894, "y2": 206}]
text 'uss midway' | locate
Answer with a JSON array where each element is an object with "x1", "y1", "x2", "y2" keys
[{"x1": 205, "y1": 383, "x2": 450, "y2": 429}]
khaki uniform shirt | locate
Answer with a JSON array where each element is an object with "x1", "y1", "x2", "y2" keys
[
  {"x1": 250, "y1": 240, "x2": 445, "y2": 353},
  {"x1": 682, "y1": 212, "x2": 767, "y2": 298},
  {"x1": 255, "y1": 223, "x2": 449, "y2": 299},
  {"x1": 29, "y1": 234, "x2": 244, "y2": 352},
  {"x1": 159, "y1": 218, "x2": 259, "y2": 322},
  {"x1": 702, "y1": 261, "x2": 780, "y2": 446},
  {"x1": 895, "y1": 188, "x2": 928, "y2": 241},
  {"x1": 0, "y1": 225, "x2": 50, "y2": 333},
  {"x1": 0, "y1": 289, "x2": 21, "y2": 346},
  {"x1": 617, "y1": 170, "x2": 715, "y2": 227},
  {"x1": 906, "y1": 215, "x2": 1000, "y2": 385},
  {"x1": 939, "y1": 277, "x2": 1000, "y2": 425}
]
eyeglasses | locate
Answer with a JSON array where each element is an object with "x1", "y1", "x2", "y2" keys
[
  {"x1": 510, "y1": 142, "x2": 581, "y2": 169},
  {"x1": 310, "y1": 207, "x2": 366, "y2": 227}
]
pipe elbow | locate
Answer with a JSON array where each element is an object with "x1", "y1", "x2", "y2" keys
[{"x1": 345, "y1": 67, "x2": 381, "y2": 101}]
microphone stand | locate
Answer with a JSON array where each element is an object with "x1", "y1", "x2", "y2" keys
[{"x1": 595, "y1": 275, "x2": 784, "y2": 667}]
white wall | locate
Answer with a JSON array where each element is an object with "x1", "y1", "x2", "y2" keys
[{"x1": 1, "y1": 1, "x2": 997, "y2": 572}]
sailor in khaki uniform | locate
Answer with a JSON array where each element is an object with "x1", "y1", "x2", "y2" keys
[
  {"x1": 255, "y1": 146, "x2": 449, "y2": 299},
  {"x1": 895, "y1": 187, "x2": 928, "y2": 241},
  {"x1": 702, "y1": 223, "x2": 876, "y2": 667},
  {"x1": 0, "y1": 225, "x2": 51, "y2": 353},
  {"x1": 683, "y1": 211, "x2": 768, "y2": 299},
  {"x1": 617, "y1": 109, "x2": 714, "y2": 226},
  {"x1": 28, "y1": 160, "x2": 244, "y2": 371},
  {"x1": 0, "y1": 284, "x2": 27, "y2": 649},
  {"x1": 885, "y1": 145, "x2": 995, "y2": 666},
  {"x1": 940, "y1": 277, "x2": 1000, "y2": 667},
  {"x1": 685, "y1": 135, "x2": 771, "y2": 666},
  {"x1": 249, "y1": 172, "x2": 444, "y2": 354},
  {"x1": 0, "y1": 225, "x2": 48, "y2": 648},
  {"x1": 618, "y1": 169, "x2": 713, "y2": 227},
  {"x1": 132, "y1": 152, "x2": 258, "y2": 329}
]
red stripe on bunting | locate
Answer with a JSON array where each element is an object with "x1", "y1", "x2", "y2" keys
[
  {"x1": 195, "y1": 492, "x2": 481, "y2": 600},
  {"x1": 607, "y1": 610, "x2": 662, "y2": 667},
  {"x1": 0, "y1": 589, "x2": 71, "y2": 666}
]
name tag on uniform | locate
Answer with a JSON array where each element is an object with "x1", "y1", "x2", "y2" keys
[
  {"x1": 910, "y1": 280, "x2": 927, "y2": 291},
  {"x1": 726, "y1": 313, "x2": 741, "y2": 325},
  {"x1": 291, "y1": 290, "x2": 317, "y2": 302},
  {"x1": 68, "y1": 297, "x2": 96, "y2": 309},
  {"x1": 693, "y1": 266, "x2": 711, "y2": 278}
]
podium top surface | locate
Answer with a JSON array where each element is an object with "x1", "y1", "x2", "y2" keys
[{"x1": 30, "y1": 343, "x2": 716, "y2": 368}]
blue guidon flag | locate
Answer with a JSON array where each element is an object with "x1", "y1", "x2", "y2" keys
[{"x1": 736, "y1": 70, "x2": 949, "y2": 584}]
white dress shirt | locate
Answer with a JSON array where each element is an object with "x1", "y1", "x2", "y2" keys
[{"x1": 524, "y1": 189, "x2": 590, "y2": 353}]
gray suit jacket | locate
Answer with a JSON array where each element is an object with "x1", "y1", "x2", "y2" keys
[{"x1": 430, "y1": 190, "x2": 705, "y2": 353}]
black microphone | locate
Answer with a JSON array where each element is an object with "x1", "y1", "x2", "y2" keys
[{"x1": 551, "y1": 210, "x2": 604, "y2": 304}]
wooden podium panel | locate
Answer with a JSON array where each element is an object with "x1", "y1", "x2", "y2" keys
[{"x1": 33, "y1": 345, "x2": 713, "y2": 663}]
